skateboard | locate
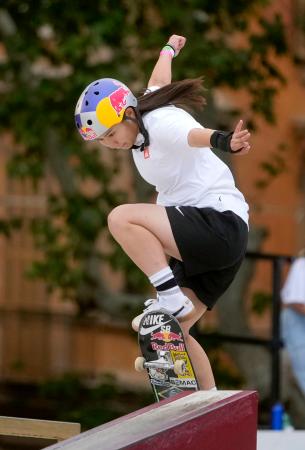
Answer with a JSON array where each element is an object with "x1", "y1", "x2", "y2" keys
[{"x1": 135, "y1": 309, "x2": 199, "y2": 402}]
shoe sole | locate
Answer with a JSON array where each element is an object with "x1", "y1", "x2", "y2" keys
[
  {"x1": 132, "y1": 305, "x2": 195, "y2": 332},
  {"x1": 131, "y1": 319, "x2": 141, "y2": 332}
]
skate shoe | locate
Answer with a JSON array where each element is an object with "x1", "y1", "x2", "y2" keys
[{"x1": 131, "y1": 295, "x2": 194, "y2": 332}]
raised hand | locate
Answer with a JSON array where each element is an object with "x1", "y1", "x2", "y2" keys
[
  {"x1": 230, "y1": 119, "x2": 251, "y2": 154},
  {"x1": 167, "y1": 35, "x2": 187, "y2": 57}
]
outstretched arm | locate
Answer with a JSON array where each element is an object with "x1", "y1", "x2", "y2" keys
[
  {"x1": 188, "y1": 120, "x2": 251, "y2": 155},
  {"x1": 147, "y1": 35, "x2": 186, "y2": 88}
]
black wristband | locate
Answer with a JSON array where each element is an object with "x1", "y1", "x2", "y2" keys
[{"x1": 210, "y1": 130, "x2": 233, "y2": 152}]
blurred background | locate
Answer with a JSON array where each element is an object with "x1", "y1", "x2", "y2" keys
[{"x1": 0, "y1": 0, "x2": 305, "y2": 443}]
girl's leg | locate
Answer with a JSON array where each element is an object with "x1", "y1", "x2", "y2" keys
[
  {"x1": 180, "y1": 287, "x2": 216, "y2": 390},
  {"x1": 108, "y1": 203, "x2": 194, "y2": 325},
  {"x1": 108, "y1": 203, "x2": 215, "y2": 389},
  {"x1": 107, "y1": 203, "x2": 182, "y2": 276}
]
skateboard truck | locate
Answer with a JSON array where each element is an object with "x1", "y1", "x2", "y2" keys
[{"x1": 135, "y1": 351, "x2": 186, "y2": 375}]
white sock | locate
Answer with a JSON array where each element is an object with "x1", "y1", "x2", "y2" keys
[{"x1": 149, "y1": 266, "x2": 185, "y2": 303}]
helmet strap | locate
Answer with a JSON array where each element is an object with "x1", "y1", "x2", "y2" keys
[{"x1": 125, "y1": 109, "x2": 149, "y2": 152}]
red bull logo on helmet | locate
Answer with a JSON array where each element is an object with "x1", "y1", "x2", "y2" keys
[
  {"x1": 80, "y1": 127, "x2": 98, "y2": 140},
  {"x1": 109, "y1": 86, "x2": 130, "y2": 116}
]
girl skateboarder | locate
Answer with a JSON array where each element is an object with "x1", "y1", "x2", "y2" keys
[{"x1": 75, "y1": 35, "x2": 250, "y2": 390}]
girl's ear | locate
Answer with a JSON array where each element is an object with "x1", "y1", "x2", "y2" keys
[{"x1": 125, "y1": 107, "x2": 137, "y2": 118}]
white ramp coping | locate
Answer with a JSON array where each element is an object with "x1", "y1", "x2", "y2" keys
[
  {"x1": 257, "y1": 431, "x2": 305, "y2": 450},
  {"x1": 45, "y1": 390, "x2": 258, "y2": 450}
]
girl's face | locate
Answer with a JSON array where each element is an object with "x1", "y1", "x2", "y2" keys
[{"x1": 98, "y1": 107, "x2": 139, "y2": 150}]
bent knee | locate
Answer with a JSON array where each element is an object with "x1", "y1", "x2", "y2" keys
[{"x1": 107, "y1": 204, "x2": 132, "y2": 235}]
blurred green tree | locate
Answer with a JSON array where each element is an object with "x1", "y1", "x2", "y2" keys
[{"x1": 0, "y1": 0, "x2": 287, "y2": 313}]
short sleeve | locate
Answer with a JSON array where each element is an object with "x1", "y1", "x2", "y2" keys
[
  {"x1": 281, "y1": 257, "x2": 305, "y2": 304},
  {"x1": 149, "y1": 107, "x2": 203, "y2": 151}
]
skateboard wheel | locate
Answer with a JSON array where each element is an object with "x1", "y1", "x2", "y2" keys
[
  {"x1": 135, "y1": 356, "x2": 146, "y2": 372},
  {"x1": 174, "y1": 359, "x2": 186, "y2": 375}
]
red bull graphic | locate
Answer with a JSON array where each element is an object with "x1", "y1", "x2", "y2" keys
[
  {"x1": 151, "y1": 325, "x2": 183, "y2": 343},
  {"x1": 80, "y1": 127, "x2": 98, "y2": 140},
  {"x1": 109, "y1": 86, "x2": 130, "y2": 116},
  {"x1": 151, "y1": 342, "x2": 185, "y2": 352}
]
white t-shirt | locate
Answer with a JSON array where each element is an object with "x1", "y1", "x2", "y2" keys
[
  {"x1": 281, "y1": 257, "x2": 305, "y2": 305},
  {"x1": 132, "y1": 103, "x2": 249, "y2": 225}
]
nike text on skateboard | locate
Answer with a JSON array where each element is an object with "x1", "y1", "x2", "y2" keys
[{"x1": 135, "y1": 309, "x2": 199, "y2": 402}]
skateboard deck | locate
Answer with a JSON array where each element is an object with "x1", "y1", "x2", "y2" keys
[{"x1": 136, "y1": 309, "x2": 199, "y2": 402}]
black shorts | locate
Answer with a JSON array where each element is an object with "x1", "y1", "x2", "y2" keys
[{"x1": 166, "y1": 206, "x2": 248, "y2": 310}]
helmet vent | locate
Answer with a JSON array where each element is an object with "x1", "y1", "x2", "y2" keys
[
  {"x1": 94, "y1": 82, "x2": 99, "y2": 85},
  {"x1": 85, "y1": 100, "x2": 89, "y2": 106},
  {"x1": 87, "y1": 120, "x2": 92, "y2": 125},
  {"x1": 85, "y1": 91, "x2": 88, "y2": 95},
  {"x1": 94, "y1": 91, "x2": 99, "y2": 95}
]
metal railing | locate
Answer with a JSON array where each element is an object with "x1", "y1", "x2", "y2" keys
[{"x1": 194, "y1": 251, "x2": 293, "y2": 406}]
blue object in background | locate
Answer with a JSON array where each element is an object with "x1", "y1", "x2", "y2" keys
[{"x1": 271, "y1": 402, "x2": 284, "y2": 430}]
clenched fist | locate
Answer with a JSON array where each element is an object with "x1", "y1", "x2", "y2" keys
[{"x1": 167, "y1": 35, "x2": 187, "y2": 57}]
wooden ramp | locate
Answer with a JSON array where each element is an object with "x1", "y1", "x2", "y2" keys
[
  {"x1": 44, "y1": 390, "x2": 258, "y2": 450},
  {"x1": 0, "y1": 416, "x2": 80, "y2": 442},
  {"x1": 0, "y1": 416, "x2": 80, "y2": 449}
]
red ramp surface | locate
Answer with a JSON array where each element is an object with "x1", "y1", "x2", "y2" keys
[{"x1": 45, "y1": 390, "x2": 258, "y2": 450}]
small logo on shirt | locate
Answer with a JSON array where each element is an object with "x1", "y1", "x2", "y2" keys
[
  {"x1": 175, "y1": 206, "x2": 185, "y2": 216},
  {"x1": 144, "y1": 147, "x2": 150, "y2": 159}
]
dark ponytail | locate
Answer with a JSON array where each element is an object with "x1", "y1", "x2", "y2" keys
[{"x1": 137, "y1": 78, "x2": 206, "y2": 115}]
